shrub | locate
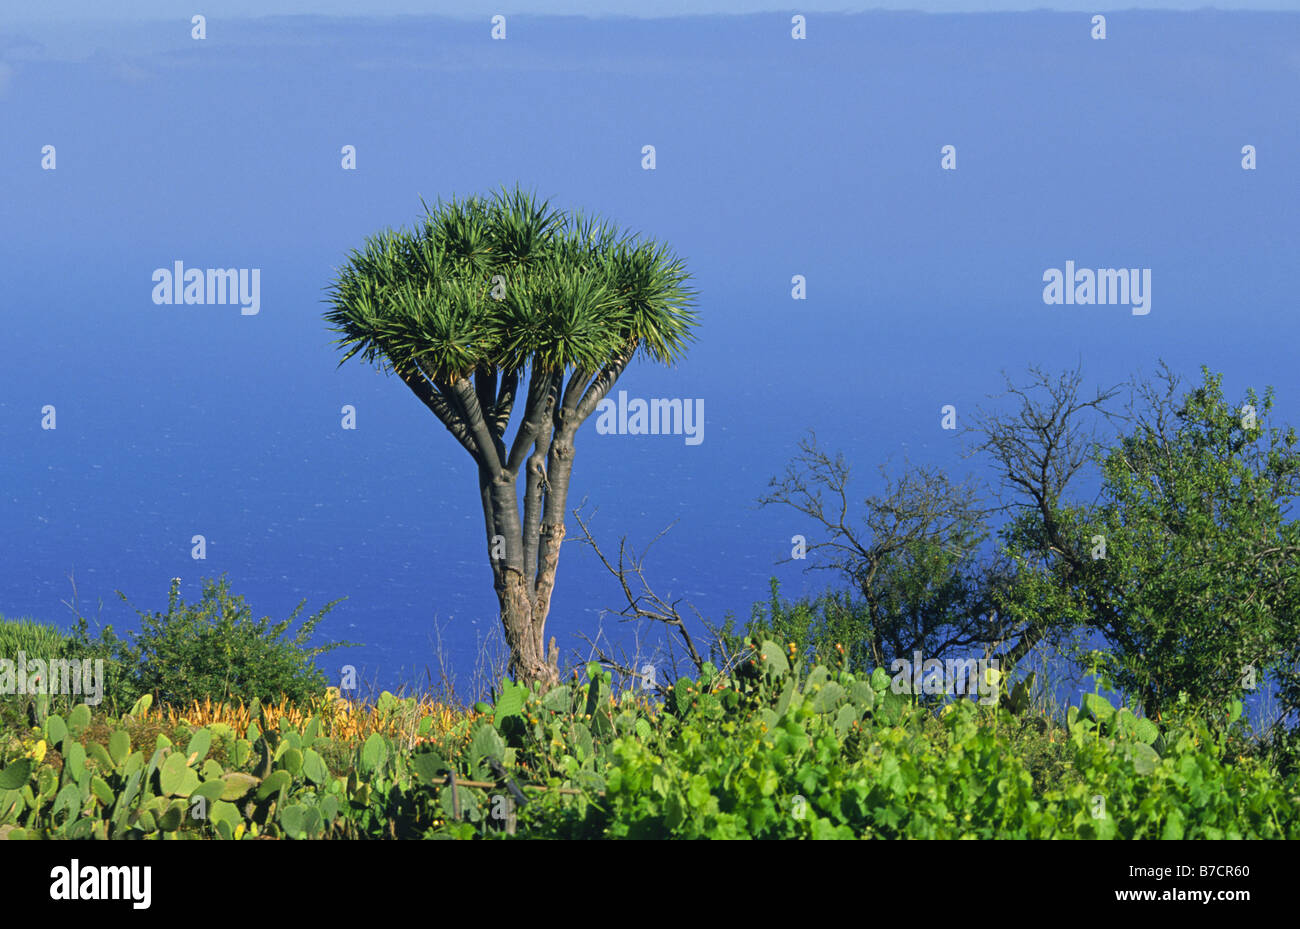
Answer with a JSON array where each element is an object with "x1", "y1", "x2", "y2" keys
[
  {"x1": 716, "y1": 578, "x2": 872, "y2": 673},
  {"x1": 69, "y1": 576, "x2": 351, "y2": 710},
  {"x1": 1, "y1": 653, "x2": 1296, "y2": 839},
  {"x1": 0, "y1": 617, "x2": 83, "y2": 726},
  {"x1": 0, "y1": 616, "x2": 75, "y2": 661}
]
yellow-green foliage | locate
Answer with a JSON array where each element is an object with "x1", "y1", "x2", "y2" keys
[{"x1": 0, "y1": 658, "x2": 1295, "y2": 840}]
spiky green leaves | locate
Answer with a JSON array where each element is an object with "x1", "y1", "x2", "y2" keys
[
  {"x1": 493, "y1": 267, "x2": 625, "y2": 375},
  {"x1": 602, "y1": 239, "x2": 696, "y2": 365},
  {"x1": 324, "y1": 185, "x2": 697, "y2": 384}
]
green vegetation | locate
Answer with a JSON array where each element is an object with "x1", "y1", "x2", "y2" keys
[
  {"x1": 0, "y1": 650, "x2": 1294, "y2": 839},
  {"x1": 759, "y1": 363, "x2": 1300, "y2": 768},
  {"x1": 0, "y1": 618, "x2": 75, "y2": 662},
  {"x1": 2, "y1": 361, "x2": 1298, "y2": 838},
  {"x1": 1083, "y1": 372, "x2": 1299, "y2": 720},
  {"x1": 62, "y1": 576, "x2": 350, "y2": 712},
  {"x1": 0, "y1": 617, "x2": 84, "y2": 724}
]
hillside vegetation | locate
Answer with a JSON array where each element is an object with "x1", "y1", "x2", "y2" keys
[{"x1": 1, "y1": 644, "x2": 1295, "y2": 839}]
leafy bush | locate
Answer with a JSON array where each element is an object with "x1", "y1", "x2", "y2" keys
[
  {"x1": 762, "y1": 366, "x2": 1300, "y2": 729},
  {"x1": 1082, "y1": 369, "x2": 1300, "y2": 720},
  {"x1": 0, "y1": 617, "x2": 85, "y2": 727},
  {"x1": 0, "y1": 617, "x2": 75, "y2": 661},
  {"x1": 69, "y1": 576, "x2": 350, "y2": 710},
  {"x1": 509, "y1": 654, "x2": 1298, "y2": 839},
  {"x1": 2, "y1": 647, "x2": 1295, "y2": 840},
  {"x1": 717, "y1": 579, "x2": 870, "y2": 674}
]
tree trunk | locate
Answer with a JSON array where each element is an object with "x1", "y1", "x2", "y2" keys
[
  {"x1": 483, "y1": 432, "x2": 565, "y2": 690},
  {"x1": 496, "y1": 568, "x2": 559, "y2": 688},
  {"x1": 473, "y1": 356, "x2": 632, "y2": 691}
]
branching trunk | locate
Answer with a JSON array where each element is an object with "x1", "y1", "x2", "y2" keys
[
  {"x1": 453, "y1": 349, "x2": 634, "y2": 689},
  {"x1": 496, "y1": 568, "x2": 559, "y2": 689}
]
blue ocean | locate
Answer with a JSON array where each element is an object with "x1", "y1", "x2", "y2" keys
[{"x1": 1, "y1": 10, "x2": 1296, "y2": 702}]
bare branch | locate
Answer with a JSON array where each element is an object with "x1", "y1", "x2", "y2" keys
[{"x1": 570, "y1": 502, "x2": 707, "y2": 675}]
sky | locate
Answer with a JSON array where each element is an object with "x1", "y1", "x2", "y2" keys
[
  {"x1": 1, "y1": 0, "x2": 1296, "y2": 22},
  {"x1": 1, "y1": 6, "x2": 1297, "y2": 712},
  {"x1": 6, "y1": 0, "x2": 1292, "y2": 55}
]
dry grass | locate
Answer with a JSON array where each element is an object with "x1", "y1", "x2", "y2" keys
[{"x1": 139, "y1": 689, "x2": 474, "y2": 747}]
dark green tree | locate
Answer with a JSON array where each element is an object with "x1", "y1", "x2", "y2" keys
[
  {"x1": 325, "y1": 187, "x2": 697, "y2": 687},
  {"x1": 1081, "y1": 365, "x2": 1300, "y2": 719},
  {"x1": 766, "y1": 363, "x2": 1300, "y2": 726},
  {"x1": 960, "y1": 363, "x2": 1299, "y2": 721}
]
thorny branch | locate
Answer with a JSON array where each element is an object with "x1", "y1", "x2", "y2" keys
[{"x1": 570, "y1": 501, "x2": 745, "y2": 691}]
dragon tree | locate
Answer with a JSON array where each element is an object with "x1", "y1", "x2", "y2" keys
[{"x1": 324, "y1": 187, "x2": 697, "y2": 687}]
